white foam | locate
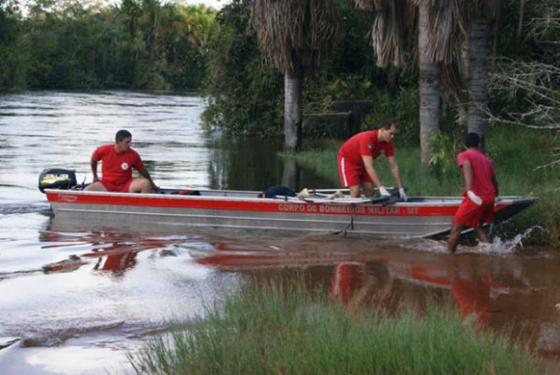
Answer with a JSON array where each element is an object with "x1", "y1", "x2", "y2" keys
[
  {"x1": 460, "y1": 226, "x2": 544, "y2": 255},
  {"x1": 402, "y1": 226, "x2": 544, "y2": 255}
]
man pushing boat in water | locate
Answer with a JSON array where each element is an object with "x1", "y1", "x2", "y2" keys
[
  {"x1": 448, "y1": 133, "x2": 499, "y2": 254},
  {"x1": 337, "y1": 119, "x2": 407, "y2": 200},
  {"x1": 85, "y1": 129, "x2": 158, "y2": 193}
]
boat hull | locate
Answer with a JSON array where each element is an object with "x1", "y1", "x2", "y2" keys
[{"x1": 45, "y1": 189, "x2": 536, "y2": 238}]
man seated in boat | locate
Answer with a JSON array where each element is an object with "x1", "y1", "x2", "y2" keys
[
  {"x1": 84, "y1": 129, "x2": 158, "y2": 193},
  {"x1": 337, "y1": 119, "x2": 407, "y2": 200},
  {"x1": 448, "y1": 133, "x2": 499, "y2": 253}
]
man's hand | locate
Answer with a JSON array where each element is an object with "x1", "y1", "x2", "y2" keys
[
  {"x1": 398, "y1": 187, "x2": 408, "y2": 201},
  {"x1": 467, "y1": 190, "x2": 482, "y2": 206},
  {"x1": 378, "y1": 186, "x2": 391, "y2": 197}
]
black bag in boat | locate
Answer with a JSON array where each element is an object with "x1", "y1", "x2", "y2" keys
[
  {"x1": 264, "y1": 185, "x2": 296, "y2": 198},
  {"x1": 38, "y1": 168, "x2": 77, "y2": 193}
]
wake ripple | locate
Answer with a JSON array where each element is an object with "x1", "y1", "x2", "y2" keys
[{"x1": 0, "y1": 203, "x2": 51, "y2": 215}]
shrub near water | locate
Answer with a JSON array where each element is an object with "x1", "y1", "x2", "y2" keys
[{"x1": 129, "y1": 280, "x2": 539, "y2": 374}]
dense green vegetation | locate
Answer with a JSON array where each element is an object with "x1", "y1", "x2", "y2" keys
[
  {"x1": 129, "y1": 278, "x2": 541, "y2": 374},
  {"x1": 201, "y1": 0, "x2": 283, "y2": 136},
  {"x1": 0, "y1": 0, "x2": 216, "y2": 91}
]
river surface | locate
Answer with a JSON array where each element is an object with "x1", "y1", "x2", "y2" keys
[{"x1": 1, "y1": 91, "x2": 560, "y2": 374}]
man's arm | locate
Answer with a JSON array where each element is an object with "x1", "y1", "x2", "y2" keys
[
  {"x1": 387, "y1": 156, "x2": 403, "y2": 189},
  {"x1": 138, "y1": 167, "x2": 158, "y2": 190},
  {"x1": 461, "y1": 159, "x2": 473, "y2": 190},
  {"x1": 362, "y1": 155, "x2": 382, "y2": 188},
  {"x1": 461, "y1": 159, "x2": 482, "y2": 205},
  {"x1": 90, "y1": 158, "x2": 99, "y2": 182},
  {"x1": 492, "y1": 175, "x2": 499, "y2": 197}
]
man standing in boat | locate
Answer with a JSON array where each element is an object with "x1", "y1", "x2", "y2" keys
[
  {"x1": 85, "y1": 129, "x2": 158, "y2": 193},
  {"x1": 448, "y1": 133, "x2": 499, "y2": 254},
  {"x1": 337, "y1": 119, "x2": 407, "y2": 199}
]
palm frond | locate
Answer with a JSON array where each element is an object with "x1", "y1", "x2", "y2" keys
[
  {"x1": 252, "y1": 0, "x2": 339, "y2": 73},
  {"x1": 411, "y1": 0, "x2": 462, "y2": 63},
  {"x1": 353, "y1": 0, "x2": 375, "y2": 11},
  {"x1": 371, "y1": 0, "x2": 412, "y2": 67}
]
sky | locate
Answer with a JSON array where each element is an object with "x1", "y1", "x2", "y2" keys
[
  {"x1": 182, "y1": 0, "x2": 229, "y2": 9},
  {"x1": 19, "y1": 0, "x2": 231, "y2": 11},
  {"x1": 120, "y1": 0, "x2": 231, "y2": 10}
]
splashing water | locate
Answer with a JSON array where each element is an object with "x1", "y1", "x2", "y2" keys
[
  {"x1": 468, "y1": 226, "x2": 545, "y2": 255},
  {"x1": 403, "y1": 226, "x2": 545, "y2": 255}
]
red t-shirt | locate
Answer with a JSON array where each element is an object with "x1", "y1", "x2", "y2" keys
[
  {"x1": 457, "y1": 148, "x2": 496, "y2": 201},
  {"x1": 92, "y1": 144, "x2": 144, "y2": 187},
  {"x1": 338, "y1": 130, "x2": 395, "y2": 164}
]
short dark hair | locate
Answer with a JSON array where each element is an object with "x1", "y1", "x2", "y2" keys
[
  {"x1": 464, "y1": 132, "x2": 480, "y2": 148},
  {"x1": 115, "y1": 129, "x2": 132, "y2": 143},
  {"x1": 380, "y1": 118, "x2": 397, "y2": 130}
]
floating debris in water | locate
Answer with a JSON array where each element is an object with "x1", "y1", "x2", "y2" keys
[
  {"x1": 0, "y1": 337, "x2": 20, "y2": 350},
  {"x1": 42, "y1": 254, "x2": 87, "y2": 273}
]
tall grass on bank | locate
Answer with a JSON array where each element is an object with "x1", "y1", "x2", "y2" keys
[
  {"x1": 295, "y1": 125, "x2": 560, "y2": 247},
  {"x1": 129, "y1": 279, "x2": 540, "y2": 374}
]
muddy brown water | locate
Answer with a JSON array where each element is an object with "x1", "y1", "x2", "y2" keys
[{"x1": 1, "y1": 91, "x2": 559, "y2": 374}]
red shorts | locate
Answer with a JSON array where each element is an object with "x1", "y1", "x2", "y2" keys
[
  {"x1": 101, "y1": 179, "x2": 133, "y2": 193},
  {"x1": 338, "y1": 155, "x2": 372, "y2": 187},
  {"x1": 454, "y1": 195, "x2": 495, "y2": 228}
]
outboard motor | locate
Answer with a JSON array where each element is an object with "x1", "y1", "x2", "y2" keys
[{"x1": 38, "y1": 168, "x2": 77, "y2": 193}]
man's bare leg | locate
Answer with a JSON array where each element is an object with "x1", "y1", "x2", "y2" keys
[
  {"x1": 361, "y1": 182, "x2": 374, "y2": 197},
  {"x1": 447, "y1": 222, "x2": 465, "y2": 254},
  {"x1": 129, "y1": 178, "x2": 154, "y2": 193},
  {"x1": 349, "y1": 185, "x2": 361, "y2": 198},
  {"x1": 475, "y1": 226, "x2": 490, "y2": 243},
  {"x1": 84, "y1": 181, "x2": 107, "y2": 191}
]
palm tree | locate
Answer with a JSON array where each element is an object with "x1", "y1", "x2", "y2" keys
[
  {"x1": 358, "y1": 0, "x2": 499, "y2": 157},
  {"x1": 356, "y1": 0, "x2": 456, "y2": 166},
  {"x1": 414, "y1": 1, "x2": 458, "y2": 166},
  {"x1": 461, "y1": 0, "x2": 498, "y2": 151},
  {"x1": 252, "y1": 0, "x2": 338, "y2": 152}
]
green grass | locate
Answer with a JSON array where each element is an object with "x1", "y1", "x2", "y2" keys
[
  {"x1": 294, "y1": 125, "x2": 560, "y2": 247},
  {"x1": 129, "y1": 278, "x2": 541, "y2": 374}
]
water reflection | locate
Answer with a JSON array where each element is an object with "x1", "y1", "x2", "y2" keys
[
  {"x1": 331, "y1": 262, "x2": 393, "y2": 308},
  {"x1": 191, "y1": 236, "x2": 560, "y2": 354},
  {"x1": 206, "y1": 135, "x2": 331, "y2": 191},
  {"x1": 2, "y1": 212, "x2": 560, "y2": 373}
]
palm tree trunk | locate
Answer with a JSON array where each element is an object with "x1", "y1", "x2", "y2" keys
[
  {"x1": 281, "y1": 158, "x2": 299, "y2": 190},
  {"x1": 457, "y1": 35, "x2": 470, "y2": 130},
  {"x1": 418, "y1": 4, "x2": 441, "y2": 166},
  {"x1": 467, "y1": 20, "x2": 492, "y2": 151},
  {"x1": 284, "y1": 68, "x2": 303, "y2": 152},
  {"x1": 492, "y1": 0, "x2": 502, "y2": 69},
  {"x1": 517, "y1": 0, "x2": 525, "y2": 39}
]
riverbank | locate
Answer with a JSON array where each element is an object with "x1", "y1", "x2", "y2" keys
[
  {"x1": 293, "y1": 125, "x2": 560, "y2": 248},
  {"x1": 129, "y1": 278, "x2": 541, "y2": 374}
]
